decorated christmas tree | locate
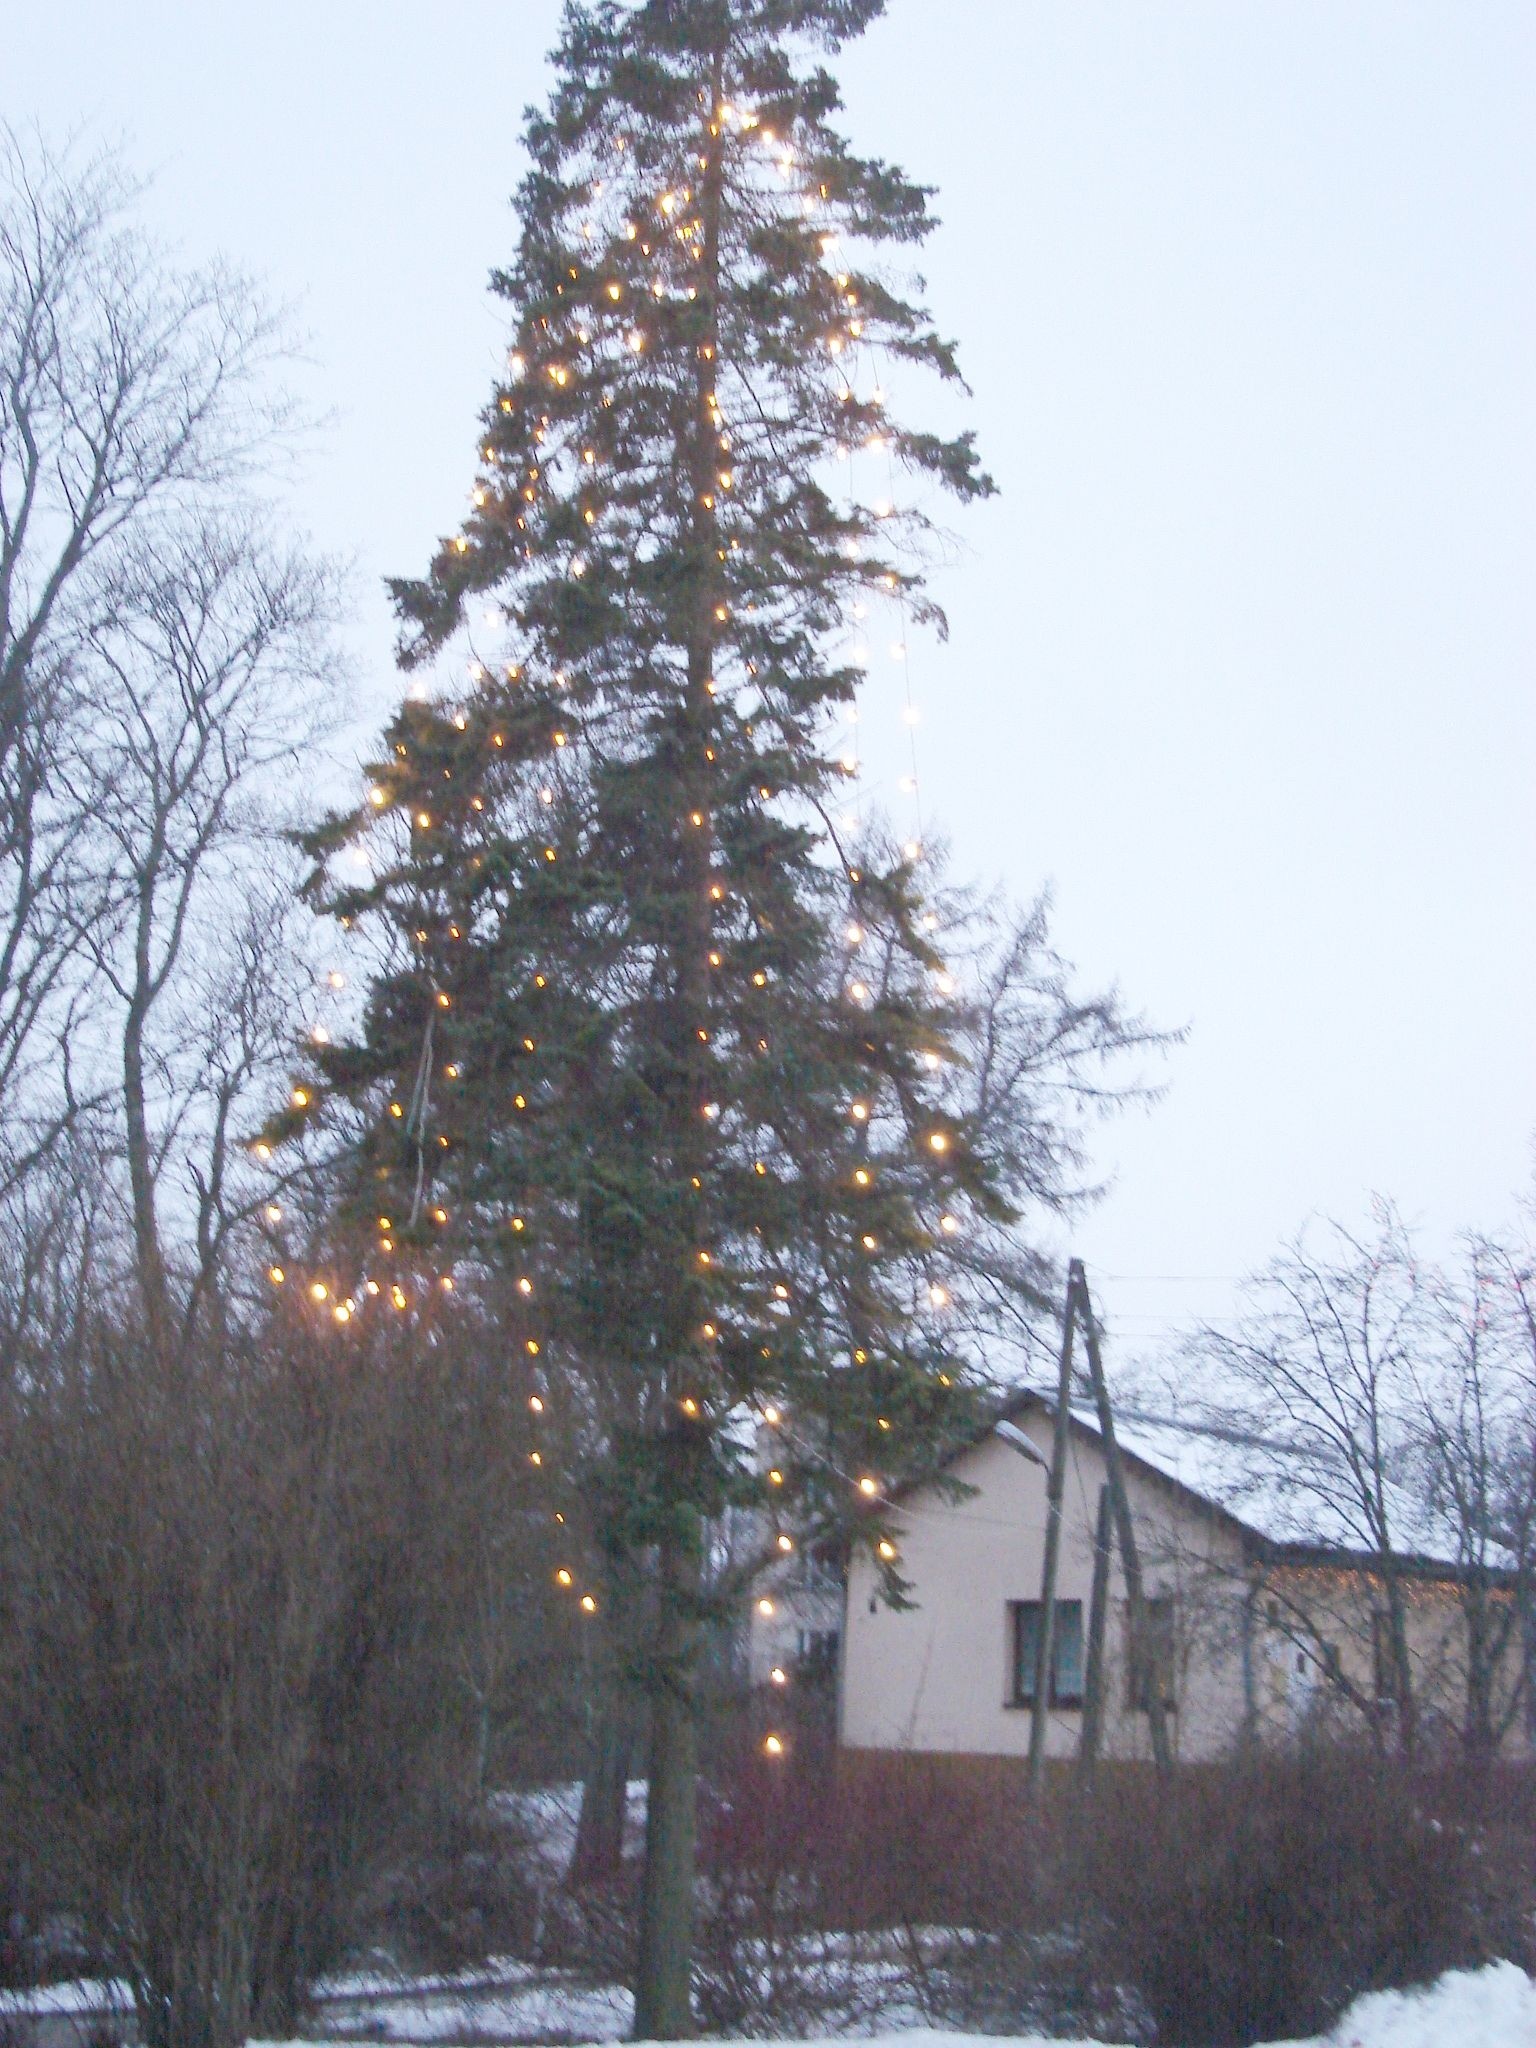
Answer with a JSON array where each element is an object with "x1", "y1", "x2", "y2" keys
[{"x1": 283, "y1": 2, "x2": 1055, "y2": 2030}]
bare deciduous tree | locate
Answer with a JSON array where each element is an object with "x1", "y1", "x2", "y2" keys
[
  {"x1": 0, "y1": 125, "x2": 294, "y2": 1176},
  {"x1": 68, "y1": 515, "x2": 336, "y2": 1341},
  {"x1": 1183, "y1": 1207, "x2": 1535, "y2": 1758}
]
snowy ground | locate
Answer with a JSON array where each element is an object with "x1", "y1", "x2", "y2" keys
[{"x1": 4, "y1": 1960, "x2": 1532, "y2": 2048}]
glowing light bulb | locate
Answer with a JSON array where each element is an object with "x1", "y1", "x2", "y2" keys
[
  {"x1": 310, "y1": 1282, "x2": 328, "y2": 1303},
  {"x1": 878, "y1": 1540, "x2": 898, "y2": 1562},
  {"x1": 268, "y1": 1266, "x2": 285, "y2": 1285},
  {"x1": 858, "y1": 1476, "x2": 879, "y2": 1497},
  {"x1": 581, "y1": 1594, "x2": 598, "y2": 1613},
  {"x1": 777, "y1": 1534, "x2": 794, "y2": 1554},
  {"x1": 556, "y1": 1568, "x2": 573, "y2": 1587},
  {"x1": 764, "y1": 1734, "x2": 784, "y2": 1757},
  {"x1": 757, "y1": 1597, "x2": 775, "y2": 1618},
  {"x1": 770, "y1": 1667, "x2": 787, "y2": 1686},
  {"x1": 929, "y1": 1132, "x2": 949, "y2": 1154},
  {"x1": 941, "y1": 1214, "x2": 960, "y2": 1236}
]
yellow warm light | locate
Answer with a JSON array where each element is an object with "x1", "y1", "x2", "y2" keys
[
  {"x1": 291, "y1": 1088, "x2": 309, "y2": 1108},
  {"x1": 757, "y1": 1597, "x2": 775, "y2": 1617},
  {"x1": 556, "y1": 1568, "x2": 573, "y2": 1587},
  {"x1": 310, "y1": 1282, "x2": 328, "y2": 1302},
  {"x1": 763, "y1": 1734, "x2": 784, "y2": 1757},
  {"x1": 858, "y1": 1477, "x2": 879, "y2": 1497},
  {"x1": 776, "y1": 1534, "x2": 793, "y2": 1554},
  {"x1": 929, "y1": 1132, "x2": 949, "y2": 1153},
  {"x1": 878, "y1": 1540, "x2": 898, "y2": 1561},
  {"x1": 581, "y1": 1594, "x2": 598, "y2": 1613},
  {"x1": 268, "y1": 1266, "x2": 285, "y2": 1285}
]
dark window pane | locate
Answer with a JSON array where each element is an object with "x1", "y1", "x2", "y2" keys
[
  {"x1": 1011, "y1": 1600, "x2": 1084, "y2": 1706},
  {"x1": 1055, "y1": 1601, "x2": 1084, "y2": 1702},
  {"x1": 1013, "y1": 1602, "x2": 1040, "y2": 1704}
]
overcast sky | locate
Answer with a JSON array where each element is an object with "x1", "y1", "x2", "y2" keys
[{"x1": 12, "y1": 0, "x2": 1534, "y2": 1357}]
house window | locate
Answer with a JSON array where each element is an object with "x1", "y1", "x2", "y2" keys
[
  {"x1": 1009, "y1": 1599, "x2": 1084, "y2": 1708},
  {"x1": 1128, "y1": 1596, "x2": 1177, "y2": 1712},
  {"x1": 796, "y1": 1627, "x2": 840, "y2": 1681}
]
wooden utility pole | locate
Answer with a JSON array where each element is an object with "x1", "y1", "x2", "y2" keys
[
  {"x1": 1077, "y1": 1483, "x2": 1114, "y2": 1777},
  {"x1": 1072, "y1": 1259, "x2": 1173, "y2": 1772},
  {"x1": 1027, "y1": 1278, "x2": 1078, "y2": 1787}
]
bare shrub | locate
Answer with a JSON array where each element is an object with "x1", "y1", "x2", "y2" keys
[
  {"x1": 678, "y1": 1742, "x2": 1536, "y2": 2045},
  {"x1": 0, "y1": 1299, "x2": 559, "y2": 2048}
]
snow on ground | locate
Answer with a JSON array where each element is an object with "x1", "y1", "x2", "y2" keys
[
  {"x1": 0, "y1": 1977, "x2": 132, "y2": 2017},
  {"x1": 9, "y1": 1959, "x2": 1531, "y2": 2047},
  {"x1": 1282, "y1": 1959, "x2": 1536, "y2": 2046}
]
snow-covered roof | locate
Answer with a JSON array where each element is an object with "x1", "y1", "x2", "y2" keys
[{"x1": 993, "y1": 1392, "x2": 1499, "y2": 1576}]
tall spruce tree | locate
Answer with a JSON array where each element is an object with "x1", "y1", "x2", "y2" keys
[{"x1": 293, "y1": 2, "x2": 1009, "y2": 2030}]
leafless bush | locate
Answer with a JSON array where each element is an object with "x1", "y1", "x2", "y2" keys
[
  {"x1": 0, "y1": 1297, "x2": 561, "y2": 2048},
  {"x1": 1063, "y1": 1750, "x2": 1535, "y2": 2046},
  {"x1": 669, "y1": 1742, "x2": 1536, "y2": 2045}
]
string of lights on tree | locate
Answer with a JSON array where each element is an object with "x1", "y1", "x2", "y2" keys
[{"x1": 254, "y1": 46, "x2": 1004, "y2": 1758}]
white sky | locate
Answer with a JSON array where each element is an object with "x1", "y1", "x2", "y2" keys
[{"x1": 13, "y1": 0, "x2": 1534, "y2": 1357}]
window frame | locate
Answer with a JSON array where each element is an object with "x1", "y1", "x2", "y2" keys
[
  {"x1": 1007, "y1": 1597, "x2": 1086, "y2": 1710},
  {"x1": 1127, "y1": 1594, "x2": 1178, "y2": 1713}
]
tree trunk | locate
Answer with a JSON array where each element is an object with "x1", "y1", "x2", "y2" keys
[
  {"x1": 571, "y1": 1711, "x2": 631, "y2": 1885},
  {"x1": 633, "y1": 1527, "x2": 699, "y2": 2040}
]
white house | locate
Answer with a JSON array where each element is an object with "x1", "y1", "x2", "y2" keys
[{"x1": 833, "y1": 1391, "x2": 1531, "y2": 1763}]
